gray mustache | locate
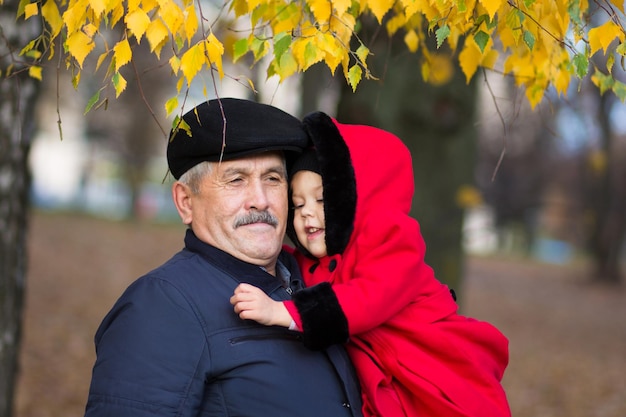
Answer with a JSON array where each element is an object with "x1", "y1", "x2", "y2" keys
[{"x1": 233, "y1": 211, "x2": 279, "y2": 228}]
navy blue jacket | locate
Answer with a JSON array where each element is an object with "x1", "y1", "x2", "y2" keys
[{"x1": 84, "y1": 230, "x2": 363, "y2": 417}]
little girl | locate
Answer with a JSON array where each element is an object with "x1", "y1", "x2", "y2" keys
[{"x1": 231, "y1": 111, "x2": 511, "y2": 417}]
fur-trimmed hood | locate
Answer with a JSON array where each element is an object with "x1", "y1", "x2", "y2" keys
[{"x1": 288, "y1": 111, "x2": 415, "y2": 257}]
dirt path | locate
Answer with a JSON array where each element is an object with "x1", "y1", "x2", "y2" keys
[{"x1": 15, "y1": 211, "x2": 626, "y2": 417}]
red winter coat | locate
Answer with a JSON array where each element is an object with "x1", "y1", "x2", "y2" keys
[{"x1": 285, "y1": 112, "x2": 511, "y2": 417}]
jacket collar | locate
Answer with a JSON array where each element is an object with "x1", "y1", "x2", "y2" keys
[{"x1": 184, "y1": 229, "x2": 303, "y2": 294}]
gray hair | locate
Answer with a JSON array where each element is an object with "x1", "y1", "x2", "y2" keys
[{"x1": 178, "y1": 161, "x2": 213, "y2": 194}]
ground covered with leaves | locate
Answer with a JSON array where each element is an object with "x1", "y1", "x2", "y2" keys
[{"x1": 15, "y1": 211, "x2": 626, "y2": 417}]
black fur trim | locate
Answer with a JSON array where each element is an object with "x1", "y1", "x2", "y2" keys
[
  {"x1": 292, "y1": 282, "x2": 349, "y2": 350},
  {"x1": 302, "y1": 112, "x2": 356, "y2": 255}
]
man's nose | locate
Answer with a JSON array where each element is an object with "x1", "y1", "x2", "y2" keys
[{"x1": 246, "y1": 180, "x2": 270, "y2": 210}]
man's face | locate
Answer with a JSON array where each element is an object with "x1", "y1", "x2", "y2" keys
[{"x1": 187, "y1": 152, "x2": 288, "y2": 272}]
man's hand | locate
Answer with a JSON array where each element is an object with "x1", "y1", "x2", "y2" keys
[{"x1": 230, "y1": 283, "x2": 293, "y2": 327}]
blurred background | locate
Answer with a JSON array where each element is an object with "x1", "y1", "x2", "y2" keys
[{"x1": 13, "y1": 16, "x2": 626, "y2": 417}]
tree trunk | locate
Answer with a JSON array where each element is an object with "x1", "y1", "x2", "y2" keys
[
  {"x1": 588, "y1": 92, "x2": 625, "y2": 284},
  {"x1": 335, "y1": 25, "x2": 477, "y2": 300},
  {"x1": 0, "y1": 3, "x2": 42, "y2": 416}
]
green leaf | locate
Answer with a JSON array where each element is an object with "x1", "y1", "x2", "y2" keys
[
  {"x1": 457, "y1": 0, "x2": 467, "y2": 13},
  {"x1": 436, "y1": 25, "x2": 450, "y2": 48},
  {"x1": 612, "y1": 79, "x2": 626, "y2": 101},
  {"x1": 473, "y1": 30, "x2": 489, "y2": 53},
  {"x1": 523, "y1": 30, "x2": 535, "y2": 50},
  {"x1": 85, "y1": 90, "x2": 100, "y2": 114},
  {"x1": 573, "y1": 53, "x2": 589, "y2": 78},
  {"x1": 233, "y1": 38, "x2": 249, "y2": 62},
  {"x1": 273, "y1": 32, "x2": 292, "y2": 61},
  {"x1": 347, "y1": 64, "x2": 362, "y2": 92}
]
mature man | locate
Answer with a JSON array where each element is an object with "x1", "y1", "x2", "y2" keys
[{"x1": 83, "y1": 98, "x2": 363, "y2": 417}]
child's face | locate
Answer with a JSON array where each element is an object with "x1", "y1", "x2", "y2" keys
[{"x1": 290, "y1": 170, "x2": 327, "y2": 258}]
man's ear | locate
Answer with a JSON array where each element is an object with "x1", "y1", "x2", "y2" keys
[{"x1": 172, "y1": 182, "x2": 193, "y2": 225}]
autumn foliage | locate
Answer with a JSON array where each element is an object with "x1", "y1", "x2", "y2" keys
[{"x1": 5, "y1": 0, "x2": 626, "y2": 111}]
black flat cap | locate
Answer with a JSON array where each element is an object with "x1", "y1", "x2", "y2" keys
[{"x1": 167, "y1": 98, "x2": 308, "y2": 179}]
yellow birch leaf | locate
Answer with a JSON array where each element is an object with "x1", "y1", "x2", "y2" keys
[
  {"x1": 554, "y1": 67, "x2": 570, "y2": 96},
  {"x1": 458, "y1": 42, "x2": 481, "y2": 82},
  {"x1": 159, "y1": 0, "x2": 184, "y2": 35},
  {"x1": 386, "y1": 13, "x2": 405, "y2": 36},
  {"x1": 481, "y1": 49, "x2": 498, "y2": 69},
  {"x1": 24, "y1": 3, "x2": 38, "y2": 19},
  {"x1": 41, "y1": 0, "x2": 62, "y2": 37},
  {"x1": 66, "y1": 30, "x2": 95, "y2": 68},
  {"x1": 113, "y1": 39, "x2": 132, "y2": 72},
  {"x1": 183, "y1": 4, "x2": 198, "y2": 44},
  {"x1": 89, "y1": 0, "x2": 106, "y2": 17},
  {"x1": 205, "y1": 33, "x2": 225, "y2": 79},
  {"x1": 404, "y1": 29, "x2": 418, "y2": 52},
  {"x1": 165, "y1": 96, "x2": 179, "y2": 116},
  {"x1": 347, "y1": 64, "x2": 362, "y2": 91},
  {"x1": 146, "y1": 18, "x2": 169, "y2": 53},
  {"x1": 455, "y1": 185, "x2": 482, "y2": 208},
  {"x1": 334, "y1": 0, "x2": 351, "y2": 16},
  {"x1": 609, "y1": 0, "x2": 624, "y2": 13},
  {"x1": 110, "y1": 3, "x2": 124, "y2": 27},
  {"x1": 29, "y1": 65, "x2": 43, "y2": 81},
  {"x1": 180, "y1": 43, "x2": 205, "y2": 85},
  {"x1": 113, "y1": 72, "x2": 127, "y2": 97},
  {"x1": 127, "y1": 0, "x2": 140, "y2": 12},
  {"x1": 479, "y1": 0, "x2": 503, "y2": 19},
  {"x1": 588, "y1": 19, "x2": 622, "y2": 55},
  {"x1": 525, "y1": 82, "x2": 544, "y2": 109},
  {"x1": 169, "y1": 55, "x2": 181, "y2": 74},
  {"x1": 125, "y1": 9, "x2": 151, "y2": 43},
  {"x1": 308, "y1": 0, "x2": 331, "y2": 23},
  {"x1": 95, "y1": 51, "x2": 109, "y2": 71},
  {"x1": 230, "y1": 0, "x2": 249, "y2": 16},
  {"x1": 63, "y1": 0, "x2": 89, "y2": 35},
  {"x1": 368, "y1": 0, "x2": 394, "y2": 23},
  {"x1": 427, "y1": 53, "x2": 453, "y2": 86},
  {"x1": 82, "y1": 23, "x2": 97, "y2": 38},
  {"x1": 274, "y1": 50, "x2": 298, "y2": 81}
]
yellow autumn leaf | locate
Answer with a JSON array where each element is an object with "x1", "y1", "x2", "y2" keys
[
  {"x1": 66, "y1": 30, "x2": 95, "y2": 68},
  {"x1": 183, "y1": 4, "x2": 198, "y2": 44},
  {"x1": 308, "y1": 0, "x2": 331, "y2": 23},
  {"x1": 427, "y1": 53, "x2": 453, "y2": 86},
  {"x1": 368, "y1": 0, "x2": 394, "y2": 23},
  {"x1": 95, "y1": 51, "x2": 108, "y2": 71},
  {"x1": 205, "y1": 33, "x2": 225, "y2": 79},
  {"x1": 125, "y1": 9, "x2": 151, "y2": 43},
  {"x1": 146, "y1": 18, "x2": 169, "y2": 53},
  {"x1": 334, "y1": 0, "x2": 351, "y2": 16},
  {"x1": 458, "y1": 42, "x2": 482, "y2": 82},
  {"x1": 29, "y1": 65, "x2": 43, "y2": 81},
  {"x1": 63, "y1": 0, "x2": 89, "y2": 35},
  {"x1": 110, "y1": 3, "x2": 125, "y2": 27},
  {"x1": 588, "y1": 19, "x2": 622, "y2": 55},
  {"x1": 404, "y1": 29, "x2": 418, "y2": 53},
  {"x1": 88, "y1": 0, "x2": 106, "y2": 17},
  {"x1": 165, "y1": 96, "x2": 179, "y2": 116},
  {"x1": 41, "y1": 0, "x2": 63, "y2": 37},
  {"x1": 609, "y1": 0, "x2": 624, "y2": 13},
  {"x1": 158, "y1": 0, "x2": 184, "y2": 35},
  {"x1": 276, "y1": 50, "x2": 298, "y2": 81},
  {"x1": 479, "y1": 0, "x2": 503, "y2": 19},
  {"x1": 180, "y1": 43, "x2": 206, "y2": 85},
  {"x1": 113, "y1": 39, "x2": 132, "y2": 72},
  {"x1": 24, "y1": 3, "x2": 38, "y2": 19},
  {"x1": 455, "y1": 185, "x2": 482, "y2": 208},
  {"x1": 113, "y1": 72, "x2": 127, "y2": 97}
]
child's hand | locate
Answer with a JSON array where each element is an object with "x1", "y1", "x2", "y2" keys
[{"x1": 230, "y1": 283, "x2": 292, "y2": 327}]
